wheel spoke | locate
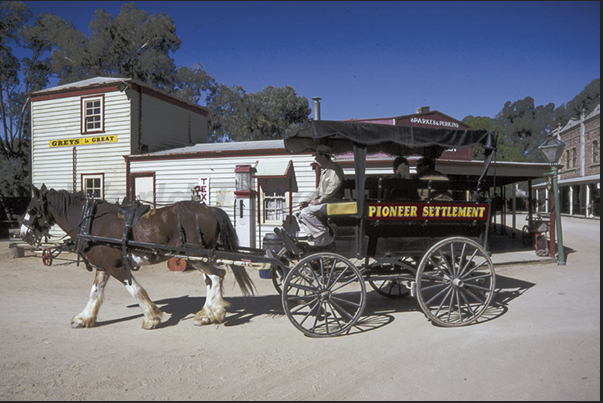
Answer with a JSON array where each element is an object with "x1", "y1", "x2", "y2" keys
[
  {"x1": 465, "y1": 287, "x2": 490, "y2": 303},
  {"x1": 458, "y1": 289, "x2": 478, "y2": 318},
  {"x1": 432, "y1": 287, "x2": 454, "y2": 318},
  {"x1": 327, "y1": 299, "x2": 355, "y2": 322}
]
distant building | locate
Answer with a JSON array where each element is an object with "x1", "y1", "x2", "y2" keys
[
  {"x1": 344, "y1": 106, "x2": 473, "y2": 160},
  {"x1": 552, "y1": 104, "x2": 600, "y2": 218}
]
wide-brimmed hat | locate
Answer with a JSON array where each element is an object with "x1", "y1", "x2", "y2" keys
[{"x1": 313, "y1": 145, "x2": 333, "y2": 156}]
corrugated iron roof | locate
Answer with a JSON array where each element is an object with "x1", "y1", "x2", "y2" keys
[{"x1": 33, "y1": 77, "x2": 127, "y2": 93}]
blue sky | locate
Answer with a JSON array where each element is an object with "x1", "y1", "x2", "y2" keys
[{"x1": 23, "y1": 1, "x2": 601, "y2": 121}]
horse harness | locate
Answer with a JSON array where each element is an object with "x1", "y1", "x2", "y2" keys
[{"x1": 76, "y1": 197, "x2": 206, "y2": 285}]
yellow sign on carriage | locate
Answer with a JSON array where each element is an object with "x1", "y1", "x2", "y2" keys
[
  {"x1": 49, "y1": 135, "x2": 118, "y2": 148},
  {"x1": 367, "y1": 202, "x2": 489, "y2": 221}
]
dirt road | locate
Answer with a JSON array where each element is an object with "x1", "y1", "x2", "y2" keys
[{"x1": 0, "y1": 216, "x2": 599, "y2": 400}]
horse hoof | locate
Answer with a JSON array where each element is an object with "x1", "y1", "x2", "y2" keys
[
  {"x1": 71, "y1": 317, "x2": 95, "y2": 328},
  {"x1": 193, "y1": 317, "x2": 210, "y2": 326},
  {"x1": 142, "y1": 318, "x2": 161, "y2": 330}
]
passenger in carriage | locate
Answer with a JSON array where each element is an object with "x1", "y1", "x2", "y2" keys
[
  {"x1": 387, "y1": 156, "x2": 419, "y2": 200},
  {"x1": 298, "y1": 145, "x2": 344, "y2": 246},
  {"x1": 414, "y1": 157, "x2": 453, "y2": 201}
]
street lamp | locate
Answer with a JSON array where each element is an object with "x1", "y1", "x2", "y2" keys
[{"x1": 538, "y1": 137, "x2": 566, "y2": 265}]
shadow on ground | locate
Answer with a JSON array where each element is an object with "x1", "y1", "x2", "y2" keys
[{"x1": 126, "y1": 271, "x2": 536, "y2": 337}]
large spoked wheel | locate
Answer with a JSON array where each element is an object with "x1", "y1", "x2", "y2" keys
[
  {"x1": 368, "y1": 257, "x2": 417, "y2": 298},
  {"x1": 415, "y1": 237, "x2": 495, "y2": 327},
  {"x1": 281, "y1": 252, "x2": 366, "y2": 337}
]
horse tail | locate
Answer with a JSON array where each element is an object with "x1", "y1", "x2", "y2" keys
[
  {"x1": 210, "y1": 206, "x2": 239, "y2": 252},
  {"x1": 210, "y1": 207, "x2": 255, "y2": 296}
]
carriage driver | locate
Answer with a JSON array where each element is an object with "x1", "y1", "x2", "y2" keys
[{"x1": 298, "y1": 145, "x2": 344, "y2": 246}]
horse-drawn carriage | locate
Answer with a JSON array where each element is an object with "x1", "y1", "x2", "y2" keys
[{"x1": 20, "y1": 119, "x2": 498, "y2": 337}]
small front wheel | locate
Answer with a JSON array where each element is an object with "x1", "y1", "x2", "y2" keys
[
  {"x1": 42, "y1": 249, "x2": 53, "y2": 266},
  {"x1": 281, "y1": 252, "x2": 366, "y2": 337}
]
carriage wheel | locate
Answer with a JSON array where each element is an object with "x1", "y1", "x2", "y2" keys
[
  {"x1": 42, "y1": 249, "x2": 53, "y2": 266},
  {"x1": 369, "y1": 279, "x2": 408, "y2": 298},
  {"x1": 281, "y1": 252, "x2": 366, "y2": 337},
  {"x1": 270, "y1": 247, "x2": 296, "y2": 295},
  {"x1": 415, "y1": 237, "x2": 495, "y2": 327},
  {"x1": 271, "y1": 267, "x2": 285, "y2": 294},
  {"x1": 368, "y1": 257, "x2": 416, "y2": 298}
]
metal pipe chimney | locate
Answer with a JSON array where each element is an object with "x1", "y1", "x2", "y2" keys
[{"x1": 312, "y1": 97, "x2": 322, "y2": 120}]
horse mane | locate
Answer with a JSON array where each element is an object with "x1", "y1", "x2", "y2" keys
[{"x1": 45, "y1": 189, "x2": 86, "y2": 217}]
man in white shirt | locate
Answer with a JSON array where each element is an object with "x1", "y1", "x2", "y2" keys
[{"x1": 298, "y1": 145, "x2": 344, "y2": 246}]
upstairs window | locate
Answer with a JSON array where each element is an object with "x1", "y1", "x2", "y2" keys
[
  {"x1": 572, "y1": 148, "x2": 577, "y2": 168},
  {"x1": 593, "y1": 140, "x2": 599, "y2": 164},
  {"x1": 81, "y1": 95, "x2": 104, "y2": 133}
]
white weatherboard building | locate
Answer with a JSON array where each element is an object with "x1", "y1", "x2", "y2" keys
[
  {"x1": 126, "y1": 140, "x2": 335, "y2": 249},
  {"x1": 29, "y1": 77, "x2": 209, "y2": 202},
  {"x1": 29, "y1": 77, "x2": 209, "y2": 237}
]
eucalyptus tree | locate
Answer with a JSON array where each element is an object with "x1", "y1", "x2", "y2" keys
[
  {"x1": 0, "y1": 1, "x2": 67, "y2": 198},
  {"x1": 206, "y1": 85, "x2": 311, "y2": 142}
]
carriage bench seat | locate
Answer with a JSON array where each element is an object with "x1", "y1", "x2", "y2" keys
[
  {"x1": 317, "y1": 201, "x2": 359, "y2": 228},
  {"x1": 325, "y1": 201, "x2": 358, "y2": 216}
]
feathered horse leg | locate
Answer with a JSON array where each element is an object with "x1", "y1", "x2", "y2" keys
[
  {"x1": 190, "y1": 262, "x2": 229, "y2": 325},
  {"x1": 71, "y1": 269, "x2": 110, "y2": 328},
  {"x1": 123, "y1": 275, "x2": 165, "y2": 329}
]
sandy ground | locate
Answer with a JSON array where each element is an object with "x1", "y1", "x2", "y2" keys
[{"x1": 0, "y1": 216, "x2": 599, "y2": 401}]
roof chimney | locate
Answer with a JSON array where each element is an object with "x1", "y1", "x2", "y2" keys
[
  {"x1": 416, "y1": 106, "x2": 430, "y2": 114},
  {"x1": 312, "y1": 97, "x2": 322, "y2": 120}
]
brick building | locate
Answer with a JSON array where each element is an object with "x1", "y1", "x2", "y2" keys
[{"x1": 552, "y1": 104, "x2": 600, "y2": 217}]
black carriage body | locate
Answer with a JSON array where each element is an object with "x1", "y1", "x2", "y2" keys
[
  {"x1": 283, "y1": 120, "x2": 497, "y2": 260},
  {"x1": 278, "y1": 120, "x2": 499, "y2": 335}
]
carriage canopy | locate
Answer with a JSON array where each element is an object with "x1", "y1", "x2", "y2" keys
[{"x1": 284, "y1": 120, "x2": 497, "y2": 159}]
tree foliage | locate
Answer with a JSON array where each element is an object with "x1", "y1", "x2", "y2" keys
[
  {"x1": 1, "y1": 1, "x2": 59, "y2": 198},
  {"x1": 206, "y1": 85, "x2": 311, "y2": 142},
  {"x1": 40, "y1": 2, "x2": 309, "y2": 141},
  {"x1": 463, "y1": 78, "x2": 600, "y2": 163}
]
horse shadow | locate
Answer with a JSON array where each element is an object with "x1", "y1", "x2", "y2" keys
[
  {"x1": 127, "y1": 293, "x2": 285, "y2": 329},
  {"x1": 114, "y1": 273, "x2": 535, "y2": 335}
]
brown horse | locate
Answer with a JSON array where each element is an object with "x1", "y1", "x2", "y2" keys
[{"x1": 20, "y1": 184, "x2": 254, "y2": 329}]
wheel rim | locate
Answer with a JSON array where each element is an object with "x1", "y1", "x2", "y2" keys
[
  {"x1": 281, "y1": 252, "x2": 366, "y2": 337},
  {"x1": 271, "y1": 247, "x2": 295, "y2": 295},
  {"x1": 369, "y1": 279, "x2": 408, "y2": 298},
  {"x1": 416, "y1": 237, "x2": 495, "y2": 327},
  {"x1": 42, "y1": 249, "x2": 53, "y2": 266}
]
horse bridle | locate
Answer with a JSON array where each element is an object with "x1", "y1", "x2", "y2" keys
[{"x1": 22, "y1": 197, "x2": 53, "y2": 246}]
